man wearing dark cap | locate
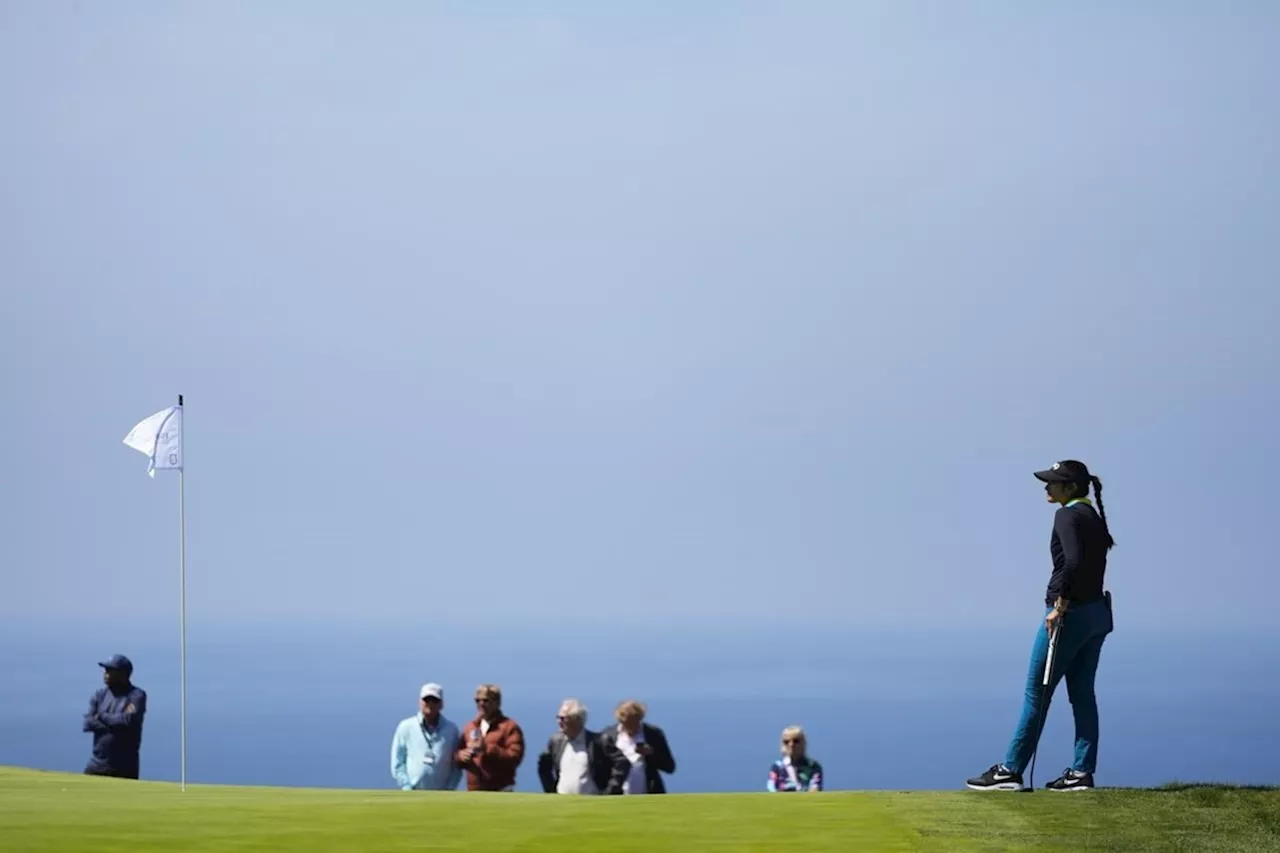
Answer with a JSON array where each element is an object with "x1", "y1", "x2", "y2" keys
[{"x1": 82, "y1": 654, "x2": 148, "y2": 779}]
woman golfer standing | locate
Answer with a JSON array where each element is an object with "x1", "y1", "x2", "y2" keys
[{"x1": 967, "y1": 460, "x2": 1115, "y2": 792}]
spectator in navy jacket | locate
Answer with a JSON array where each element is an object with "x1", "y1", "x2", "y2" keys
[{"x1": 83, "y1": 654, "x2": 147, "y2": 779}]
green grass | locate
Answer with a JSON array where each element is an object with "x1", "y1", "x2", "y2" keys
[{"x1": 2, "y1": 766, "x2": 1277, "y2": 852}]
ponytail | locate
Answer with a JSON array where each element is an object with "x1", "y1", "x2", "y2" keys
[{"x1": 1090, "y1": 475, "x2": 1115, "y2": 550}]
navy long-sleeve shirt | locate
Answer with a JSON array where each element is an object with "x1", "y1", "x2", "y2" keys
[
  {"x1": 1045, "y1": 501, "x2": 1109, "y2": 607},
  {"x1": 83, "y1": 684, "x2": 147, "y2": 774}
]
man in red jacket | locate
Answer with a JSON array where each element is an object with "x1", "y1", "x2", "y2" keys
[{"x1": 455, "y1": 683, "x2": 525, "y2": 791}]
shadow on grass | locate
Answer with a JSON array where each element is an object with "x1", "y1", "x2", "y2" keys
[
  {"x1": 1143, "y1": 781, "x2": 1280, "y2": 836},
  {"x1": 1153, "y1": 781, "x2": 1280, "y2": 793}
]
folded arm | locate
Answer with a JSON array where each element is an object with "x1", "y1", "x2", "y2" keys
[
  {"x1": 98, "y1": 692, "x2": 146, "y2": 731},
  {"x1": 82, "y1": 695, "x2": 107, "y2": 733}
]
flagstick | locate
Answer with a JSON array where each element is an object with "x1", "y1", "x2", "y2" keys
[{"x1": 178, "y1": 393, "x2": 187, "y2": 793}]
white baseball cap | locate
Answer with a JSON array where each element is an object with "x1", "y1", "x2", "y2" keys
[{"x1": 420, "y1": 682, "x2": 444, "y2": 700}]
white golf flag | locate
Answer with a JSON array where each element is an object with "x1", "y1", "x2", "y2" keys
[{"x1": 123, "y1": 405, "x2": 183, "y2": 477}]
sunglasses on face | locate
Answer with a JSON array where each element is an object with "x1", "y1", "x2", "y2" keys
[{"x1": 783, "y1": 738, "x2": 802, "y2": 744}]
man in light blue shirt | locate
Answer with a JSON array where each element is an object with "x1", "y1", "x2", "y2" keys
[{"x1": 391, "y1": 682, "x2": 462, "y2": 791}]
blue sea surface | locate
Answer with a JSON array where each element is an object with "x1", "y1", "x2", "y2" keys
[{"x1": 3, "y1": 623, "x2": 1276, "y2": 793}]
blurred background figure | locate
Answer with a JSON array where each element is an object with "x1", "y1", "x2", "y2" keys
[
  {"x1": 601, "y1": 699, "x2": 676, "y2": 794},
  {"x1": 82, "y1": 654, "x2": 147, "y2": 780},
  {"x1": 390, "y1": 682, "x2": 461, "y2": 791},
  {"x1": 767, "y1": 725, "x2": 824, "y2": 792},
  {"x1": 536, "y1": 698, "x2": 628, "y2": 794}
]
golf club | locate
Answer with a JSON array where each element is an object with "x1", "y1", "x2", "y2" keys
[{"x1": 1023, "y1": 617, "x2": 1062, "y2": 792}]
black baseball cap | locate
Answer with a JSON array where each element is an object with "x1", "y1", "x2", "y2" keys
[
  {"x1": 98, "y1": 654, "x2": 133, "y2": 673},
  {"x1": 1033, "y1": 460, "x2": 1091, "y2": 483}
]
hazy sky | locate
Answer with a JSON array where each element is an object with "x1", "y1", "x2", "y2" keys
[{"x1": 3, "y1": 1, "x2": 1277, "y2": 633}]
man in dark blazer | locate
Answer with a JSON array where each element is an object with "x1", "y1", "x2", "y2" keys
[
  {"x1": 537, "y1": 698, "x2": 628, "y2": 794},
  {"x1": 599, "y1": 699, "x2": 677, "y2": 794}
]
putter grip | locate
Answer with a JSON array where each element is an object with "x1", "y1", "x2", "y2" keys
[{"x1": 1041, "y1": 625, "x2": 1060, "y2": 687}]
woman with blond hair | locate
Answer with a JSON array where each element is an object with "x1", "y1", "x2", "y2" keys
[
  {"x1": 766, "y1": 726, "x2": 824, "y2": 792},
  {"x1": 599, "y1": 699, "x2": 677, "y2": 794}
]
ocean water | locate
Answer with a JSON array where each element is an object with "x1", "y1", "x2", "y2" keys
[{"x1": 2, "y1": 622, "x2": 1277, "y2": 793}]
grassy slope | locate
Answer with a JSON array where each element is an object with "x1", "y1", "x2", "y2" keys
[{"x1": 1, "y1": 767, "x2": 1277, "y2": 852}]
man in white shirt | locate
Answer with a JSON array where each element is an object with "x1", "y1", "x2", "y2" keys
[{"x1": 535, "y1": 698, "x2": 628, "y2": 794}]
